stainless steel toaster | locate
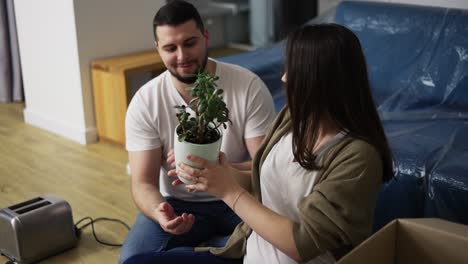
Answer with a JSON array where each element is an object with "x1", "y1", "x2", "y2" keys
[{"x1": 0, "y1": 195, "x2": 78, "y2": 264}]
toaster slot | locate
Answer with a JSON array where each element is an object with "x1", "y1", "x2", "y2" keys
[
  {"x1": 8, "y1": 197, "x2": 44, "y2": 211},
  {"x1": 15, "y1": 201, "x2": 51, "y2": 214}
]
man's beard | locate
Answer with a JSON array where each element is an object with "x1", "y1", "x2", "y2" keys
[{"x1": 169, "y1": 55, "x2": 208, "y2": 84}]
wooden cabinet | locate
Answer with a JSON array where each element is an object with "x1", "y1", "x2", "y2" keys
[{"x1": 91, "y1": 47, "x2": 242, "y2": 146}]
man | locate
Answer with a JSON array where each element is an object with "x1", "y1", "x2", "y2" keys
[{"x1": 119, "y1": 1, "x2": 275, "y2": 263}]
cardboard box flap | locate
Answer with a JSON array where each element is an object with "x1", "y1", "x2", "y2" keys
[
  {"x1": 337, "y1": 218, "x2": 468, "y2": 264},
  {"x1": 396, "y1": 218, "x2": 468, "y2": 264},
  {"x1": 337, "y1": 220, "x2": 397, "y2": 264}
]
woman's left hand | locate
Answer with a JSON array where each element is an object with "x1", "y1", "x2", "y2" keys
[{"x1": 168, "y1": 152, "x2": 242, "y2": 199}]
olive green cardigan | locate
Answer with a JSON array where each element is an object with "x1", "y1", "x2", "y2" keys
[{"x1": 196, "y1": 107, "x2": 383, "y2": 262}]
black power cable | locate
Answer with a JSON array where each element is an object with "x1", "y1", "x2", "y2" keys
[
  {"x1": 74, "y1": 217, "x2": 130, "y2": 247},
  {"x1": 1, "y1": 253, "x2": 17, "y2": 264}
]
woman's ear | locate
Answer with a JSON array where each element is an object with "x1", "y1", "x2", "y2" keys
[{"x1": 281, "y1": 72, "x2": 287, "y2": 83}]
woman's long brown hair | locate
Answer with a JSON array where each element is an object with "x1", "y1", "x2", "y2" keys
[{"x1": 285, "y1": 24, "x2": 393, "y2": 182}]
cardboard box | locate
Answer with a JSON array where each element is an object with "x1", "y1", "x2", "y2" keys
[{"x1": 337, "y1": 218, "x2": 468, "y2": 264}]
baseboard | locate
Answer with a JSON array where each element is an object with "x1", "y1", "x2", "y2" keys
[{"x1": 23, "y1": 108, "x2": 97, "y2": 145}]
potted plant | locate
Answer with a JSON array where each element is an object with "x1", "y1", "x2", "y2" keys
[{"x1": 174, "y1": 69, "x2": 231, "y2": 184}]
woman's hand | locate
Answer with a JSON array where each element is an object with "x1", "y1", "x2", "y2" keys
[{"x1": 168, "y1": 152, "x2": 243, "y2": 199}]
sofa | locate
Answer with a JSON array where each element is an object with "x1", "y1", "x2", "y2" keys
[{"x1": 220, "y1": 0, "x2": 468, "y2": 230}]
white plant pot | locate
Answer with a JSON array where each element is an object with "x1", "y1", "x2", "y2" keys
[{"x1": 174, "y1": 127, "x2": 222, "y2": 185}]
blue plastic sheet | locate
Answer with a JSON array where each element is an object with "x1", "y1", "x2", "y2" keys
[
  {"x1": 335, "y1": 1, "x2": 468, "y2": 227},
  {"x1": 336, "y1": 1, "x2": 468, "y2": 115},
  {"x1": 378, "y1": 119, "x2": 468, "y2": 227},
  {"x1": 219, "y1": 43, "x2": 285, "y2": 112}
]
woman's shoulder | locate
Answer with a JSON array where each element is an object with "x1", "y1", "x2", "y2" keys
[
  {"x1": 313, "y1": 136, "x2": 383, "y2": 190},
  {"x1": 323, "y1": 136, "x2": 382, "y2": 167},
  {"x1": 345, "y1": 138, "x2": 380, "y2": 156}
]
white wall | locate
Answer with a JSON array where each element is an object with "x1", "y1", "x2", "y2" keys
[
  {"x1": 15, "y1": 0, "x2": 84, "y2": 142},
  {"x1": 74, "y1": 0, "x2": 163, "y2": 132},
  {"x1": 15, "y1": 0, "x2": 164, "y2": 144}
]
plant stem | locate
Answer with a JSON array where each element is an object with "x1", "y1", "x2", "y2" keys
[{"x1": 197, "y1": 114, "x2": 205, "y2": 143}]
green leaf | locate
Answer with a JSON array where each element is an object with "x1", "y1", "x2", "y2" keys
[
  {"x1": 173, "y1": 69, "x2": 231, "y2": 143},
  {"x1": 178, "y1": 134, "x2": 187, "y2": 142}
]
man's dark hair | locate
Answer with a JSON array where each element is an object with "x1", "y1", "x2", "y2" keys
[
  {"x1": 153, "y1": 0, "x2": 205, "y2": 40},
  {"x1": 285, "y1": 23, "x2": 394, "y2": 182}
]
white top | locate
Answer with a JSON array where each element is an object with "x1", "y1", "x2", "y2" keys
[
  {"x1": 244, "y1": 132, "x2": 345, "y2": 264},
  {"x1": 125, "y1": 59, "x2": 276, "y2": 202}
]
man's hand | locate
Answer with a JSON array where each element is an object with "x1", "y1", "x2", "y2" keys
[
  {"x1": 167, "y1": 149, "x2": 185, "y2": 186},
  {"x1": 156, "y1": 201, "x2": 195, "y2": 235},
  {"x1": 167, "y1": 149, "x2": 176, "y2": 168}
]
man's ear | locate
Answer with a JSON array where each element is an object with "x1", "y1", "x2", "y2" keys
[
  {"x1": 203, "y1": 29, "x2": 210, "y2": 44},
  {"x1": 154, "y1": 40, "x2": 159, "y2": 51}
]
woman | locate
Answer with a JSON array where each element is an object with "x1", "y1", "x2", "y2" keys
[{"x1": 125, "y1": 23, "x2": 393, "y2": 264}]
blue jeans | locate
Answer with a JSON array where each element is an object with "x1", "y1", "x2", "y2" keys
[
  {"x1": 118, "y1": 197, "x2": 241, "y2": 264},
  {"x1": 123, "y1": 250, "x2": 243, "y2": 264}
]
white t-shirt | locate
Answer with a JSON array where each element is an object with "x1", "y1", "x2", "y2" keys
[
  {"x1": 126, "y1": 59, "x2": 276, "y2": 202},
  {"x1": 244, "y1": 132, "x2": 345, "y2": 264}
]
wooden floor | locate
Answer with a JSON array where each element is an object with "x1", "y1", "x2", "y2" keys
[{"x1": 0, "y1": 103, "x2": 138, "y2": 263}]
